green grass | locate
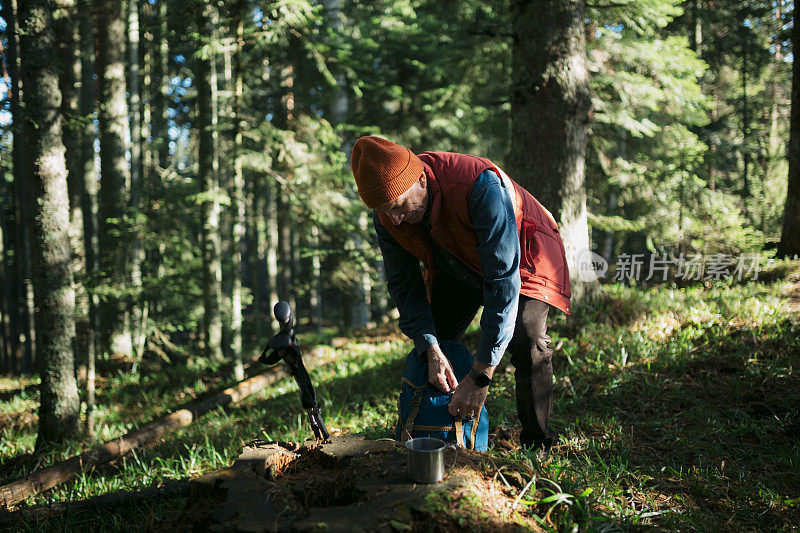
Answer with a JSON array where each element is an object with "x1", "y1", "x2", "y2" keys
[{"x1": 1, "y1": 260, "x2": 799, "y2": 531}]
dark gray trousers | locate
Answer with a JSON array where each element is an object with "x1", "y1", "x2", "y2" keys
[{"x1": 429, "y1": 273, "x2": 554, "y2": 448}]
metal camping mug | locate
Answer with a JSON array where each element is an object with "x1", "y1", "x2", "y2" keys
[{"x1": 405, "y1": 437, "x2": 457, "y2": 483}]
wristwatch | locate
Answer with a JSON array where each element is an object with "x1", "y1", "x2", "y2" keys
[{"x1": 469, "y1": 368, "x2": 492, "y2": 388}]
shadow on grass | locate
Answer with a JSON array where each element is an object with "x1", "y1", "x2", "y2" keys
[{"x1": 554, "y1": 317, "x2": 800, "y2": 530}]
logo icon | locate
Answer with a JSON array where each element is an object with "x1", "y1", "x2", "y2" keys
[{"x1": 576, "y1": 249, "x2": 608, "y2": 282}]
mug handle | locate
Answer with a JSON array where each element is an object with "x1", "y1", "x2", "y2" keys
[{"x1": 445, "y1": 444, "x2": 457, "y2": 470}]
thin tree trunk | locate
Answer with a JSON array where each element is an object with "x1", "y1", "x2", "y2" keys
[
  {"x1": 265, "y1": 179, "x2": 279, "y2": 332},
  {"x1": 220, "y1": 18, "x2": 233, "y2": 358},
  {"x1": 53, "y1": 0, "x2": 92, "y2": 395},
  {"x1": 0, "y1": 214, "x2": 9, "y2": 372},
  {"x1": 507, "y1": 0, "x2": 595, "y2": 303},
  {"x1": 708, "y1": 92, "x2": 718, "y2": 191},
  {"x1": 0, "y1": 32, "x2": 15, "y2": 373},
  {"x1": 96, "y1": 0, "x2": 133, "y2": 357},
  {"x1": 778, "y1": 0, "x2": 800, "y2": 257},
  {"x1": 767, "y1": 1, "x2": 785, "y2": 187},
  {"x1": 230, "y1": 0, "x2": 246, "y2": 380},
  {"x1": 689, "y1": 0, "x2": 702, "y2": 58},
  {"x1": 309, "y1": 226, "x2": 322, "y2": 334},
  {"x1": 128, "y1": 0, "x2": 147, "y2": 363},
  {"x1": 741, "y1": 33, "x2": 750, "y2": 209},
  {"x1": 276, "y1": 60, "x2": 296, "y2": 313},
  {"x1": 6, "y1": 0, "x2": 36, "y2": 373},
  {"x1": 150, "y1": 0, "x2": 169, "y2": 318},
  {"x1": 277, "y1": 189, "x2": 295, "y2": 311},
  {"x1": 18, "y1": 0, "x2": 81, "y2": 444},
  {"x1": 248, "y1": 173, "x2": 266, "y2": 341},
  {"x1": 197, "y1": 0, "x2": 224, "y2": 360},
  {"x1": 350, "y1": 212, "x2": 371, "y2": 327},
  {"x1": 78, "y1": 0, "x2": 98, "y2": 434},
  {"x1": 152, "y1": 0, "x2": 170, "y2": 172}
]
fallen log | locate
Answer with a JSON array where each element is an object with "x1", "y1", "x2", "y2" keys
[
  {"x1": 0, "y1": 480, "x2": 191, "y2": 524},
  {"x1": 0, "y1": 367, "x2": 291, "y2": 509}
]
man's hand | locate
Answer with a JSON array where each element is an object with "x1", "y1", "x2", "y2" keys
[
  {"x1": 448, "y1": 363, "x2": 496, "y2": 419},
  {"x1": 447, "y1": 377, "x2": 488, "y2": 419},
  {"x1": 425, "y1": 345, "x2": 458, "y2": 392}
]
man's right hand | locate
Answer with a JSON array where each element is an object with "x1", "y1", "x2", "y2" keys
[{"x1": 425, "y1": 344, "x2": 458, "y2": 393}]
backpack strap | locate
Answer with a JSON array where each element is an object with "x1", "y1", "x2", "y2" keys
[
  {"x1": 413, "y1": 424, "x2": 454, "y2": 431},
  {"x1": 401, "y1": 387, "x2": 425, "y2": 442},
  {"x1": 454, "y1": 419, "x2": 466, "y2": 448},
  {"x1": 469, "y1": 409, "x2": 481, "y2": 450}
]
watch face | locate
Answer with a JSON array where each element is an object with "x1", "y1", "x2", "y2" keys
[{"x1": 474, "y1": 372, "x2": 491, "y2": 387}]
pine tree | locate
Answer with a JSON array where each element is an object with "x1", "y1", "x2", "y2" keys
[
  {"x1": 18, "y1": 0, "x2": 81, "y2": 443},
  {"x1": 507, "y1": 0, "x2": 594, "y2": 302},
  {"x1": 779, "y1": 0, "x2": 800, "y2": 257},
  {"x1": 96, "y1": 0, "x2": 133, "y2": 357}
]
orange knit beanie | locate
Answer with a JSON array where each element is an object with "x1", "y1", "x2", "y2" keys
[{"x1": 351, "y1": 136, "x2": 424, "y2": 208}]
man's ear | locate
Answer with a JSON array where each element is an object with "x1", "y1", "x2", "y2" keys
[{"x1": 418, "y1": 173, "x2": 427, "y2": 189}]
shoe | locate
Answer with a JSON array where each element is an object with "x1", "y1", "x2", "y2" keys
[{"x1": 519, "y1": 431, "x2": 555, "y2": 453}]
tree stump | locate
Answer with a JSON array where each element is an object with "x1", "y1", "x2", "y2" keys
[{"x1": 190, "y1": 435, "x2": 469, "y2": 532}]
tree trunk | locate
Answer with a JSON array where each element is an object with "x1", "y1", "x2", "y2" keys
[
  {"x1": 309, "y1": 226, "x2": 323, "y2": 334},
  {"x1": 741, "y1": 32, "x2": 750, "y2": 209},
  {"x1": 230, "y1": 0, "x2": 246, "y2": 380},
  {"x1": 17, "y1": 0, "x2": 81, "y2": 443},
  {"x1": 689, "y1": 0, "x2": 702, "y2": 58},
  {"x1": 78, "y1": 0, "x2": 98, "y2": 433},
  {"x1": 53, "y1": 0, "x2": 93, "y2": 402},
  {"x1": 128, "y1": 0, "x2": 146, "y2": 362},
  {"x1": 767, "y1": 1, "x2": 784, "y2": 191},
  {"x1": 265, "y1": 179, "x2": 279, "y2": 332},
  {"x1": 0, "y1": 207, "x2": 9, "y2": 372},
  {"x1": 0, "y1": 0, "x2": 18, "y2": 374},
  {"x1": 277, "y1": 189, "x2": 295, "y2": 311},
  {"x1": 5, "y1": 0, "x2": 36, "y2": 373},
  {"x1": 507, "y1": 0, "x2": 595, "y2": 303},
  {"x1": 247, "y1": 173, "x2": 266, "y2": 341},
  {"x1": 779, "y1": 0, "x2": 800, "y2": 257},
  {"x1": 197, "y1": 0, "x2": 224, "y2": 360},
  {"x1": 152, "y1": 0, "x2": 170, "y2": 172},
  {"x1": 96, "y1": 0, "x2": 133, "y2": 357}
]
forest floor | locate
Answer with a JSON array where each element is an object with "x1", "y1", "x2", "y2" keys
[{"x1": 1, "y1": 259, "x2": 799, "y2": 531}]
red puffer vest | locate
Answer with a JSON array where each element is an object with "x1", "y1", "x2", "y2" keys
[{"x1": 377, "y1": 152, "x2": 571, "y2": 315}]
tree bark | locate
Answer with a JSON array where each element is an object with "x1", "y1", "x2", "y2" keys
[
  {"x1": 128, "y1": 0, "x2": 146, "y2": 362},
  {"x1": 197, "y1": 0, "x2": 224, "y2": 360},
  {"x1": 229, "y1": 0, "x2": 246, "y2": 380},
  {"x1": 507, "y1": 0, "x2": 595, "y2": 302},
  {"x1": 53, "y1": 0, "x2": 93, "y2": 409},
  {"x1": 0, "y1": 8, "x2": 17, "y2": 373},
  {"x1": 265, "y1": 179, "x2": 279, "y2": 332},
  {"x1": 247, "y1": 173, "x2": 266, "y2": 340},
  {"x1": 689, "y1": 0, "x2": 702, "y2": 58},
  {"x1": 741, "y1": 31, "x2": 750, "y2": 208},
  {"x1": 152, "y1": 0, "x2": 170, "y2": 173},
  {"x1": 5, "y1": 0, "x2": 36, "y2": 373},
  {"x1": 17, "y1": 0, "x2": 81, "y2": 444},
  {"x1": 78, "y1": 0, "x2": 98, "y2": 434},
  {"x1": 96, "y1": 0, "x2": 133, "y2": 357},
  {"x1": 779, "y1": 0, "x2": 800, "y2": 257}
]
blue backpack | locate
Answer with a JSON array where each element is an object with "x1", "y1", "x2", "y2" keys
[{"x1": 395, "y1": 340, "x2": 489, "y2": 451}]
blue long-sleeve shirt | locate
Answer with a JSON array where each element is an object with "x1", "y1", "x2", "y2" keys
[{"x1": 373, "y1": 169, "x2": 520, "y2": 366}]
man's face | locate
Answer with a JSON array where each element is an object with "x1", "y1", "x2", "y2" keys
[{"x1": 375, "y1": 174, "x2": 428, "y2": 226}]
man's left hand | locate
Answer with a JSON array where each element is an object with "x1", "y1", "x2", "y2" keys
[{"x1": 447, "y1": 376, "x2": 489, "y2": 420}]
